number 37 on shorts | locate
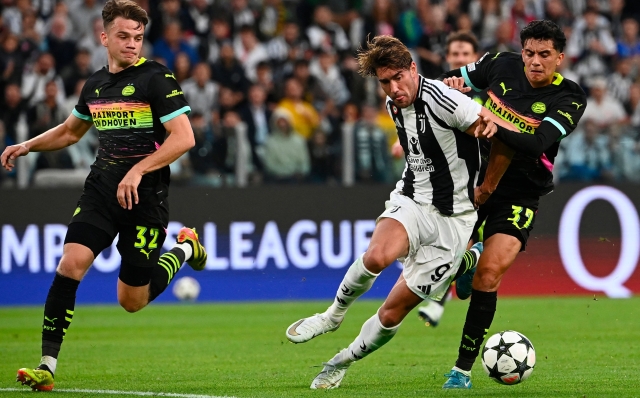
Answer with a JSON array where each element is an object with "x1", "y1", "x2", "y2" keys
[{"x1": 507, "y1": 205, "x2": 535, "y2": 230}]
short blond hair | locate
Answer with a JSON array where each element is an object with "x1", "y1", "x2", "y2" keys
[{"x1": 357, "y1": 35, "x2": 413, "y2": 77}]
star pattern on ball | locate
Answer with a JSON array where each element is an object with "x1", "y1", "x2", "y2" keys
[
  {"x1": 497, "y1": 338, "x2": 516, "y2": 357},
  {"x1": 515, "y1": 335, "x2": 535, "y2": 372},
  {"x1": 520, "y1": 335, "x2": 534, "y2": 351},
  {"x1": 516, "y1": 357, "x2": 533, "y2": 373}
]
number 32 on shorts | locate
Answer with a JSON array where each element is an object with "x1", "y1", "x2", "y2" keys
[
  {"x1": 134, "y1": 226, "x2": 159, "y2": 249},
  {"x1": 508, "y1": 205, "x2": 534, "y2": 230}
]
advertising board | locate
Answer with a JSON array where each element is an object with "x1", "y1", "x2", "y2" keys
[{"x1": 1, "y1": 184, "x2": 638, "y2": 304}]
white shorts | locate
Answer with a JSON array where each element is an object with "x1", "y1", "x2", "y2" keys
[{"x1": 378, "y1": 193, "x2": 477, "y2": 300}]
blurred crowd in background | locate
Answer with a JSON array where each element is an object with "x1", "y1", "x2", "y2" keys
[{"x1": 1, "y1": 0, "x2": 640, "y2": 188}]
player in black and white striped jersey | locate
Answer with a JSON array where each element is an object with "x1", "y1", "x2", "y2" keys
[
  {"x1": 386, "y1": 75, "x2": 481, "y2": 217},
  {"x1": 284, "y1": 35, "x2": 518, "y2": 390}
]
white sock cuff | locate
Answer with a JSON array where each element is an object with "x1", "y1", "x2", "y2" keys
[
  {"x1": 354, "y1": 254, "x2": 379, "y2": 278},
  {"x1": 40, "y1": 355, "x2": 57, "y2": 375},
  {"x1": 452, "y1": 366, "x2": 471, "y2": 376},
  {"x1": 375, "y1": 311, "x2": 401, "y2": 335},
  {"x1": 175, "y1": 242, "x2": 193, "y2": 261}
]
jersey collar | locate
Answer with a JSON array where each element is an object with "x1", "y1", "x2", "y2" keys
[
  {"x1": 551, "y1": 72, "x2": 564, "y2": 85},
  {"x1": 107, "y1": 57, "x2": 148, "y2": 74},
  {"x1": 522, "y1": 67, "x2": 564, "y2": 88}
]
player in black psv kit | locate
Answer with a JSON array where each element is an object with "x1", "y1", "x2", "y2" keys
[
  {"x1": 70, "y1": 58, "x2": 190, "y2": 277},
  {"x1": 1, "y1": 0, "x2": 208, "y2": 391},
  {"x1": 74, "y1": 59, "x2": 189, "y2": 203},
  {"x1": 440, "y1": 20, "x2": 587, "y2": 389},
  {"x1": 460, "y1": 49, "x2": 586, "y2": 253},
  {"x1": 70, "y1": 58, "x2": 198, "y2": 286}
]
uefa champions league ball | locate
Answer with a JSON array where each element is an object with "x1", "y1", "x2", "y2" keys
[
  {"x1": 481, "y1": 330, "x2": 536, "y2": 385},
  {"x1": 172, "y1": 276, "x2": 201, "y2": 301}
]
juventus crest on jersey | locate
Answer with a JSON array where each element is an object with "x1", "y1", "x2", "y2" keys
[{"x1": 387, "y1": 75, "x2": 482, "y2": 216}]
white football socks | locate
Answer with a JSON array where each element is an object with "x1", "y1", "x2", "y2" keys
[
  {"x1": 329, "y1": 312, "x2": 399, "y2": 366},
  {"x1": 452, "y1": 366, "x2": 471, "y2": 376},
  {"x1": 175, "y1": 242, "x2": 193, "y2": 262},
  {"x1": 39, "y1": 355, "x2": 57, "y2": 375},
  {"x1": 325, "y1": 255, "x2": 379, "y2": 324}
]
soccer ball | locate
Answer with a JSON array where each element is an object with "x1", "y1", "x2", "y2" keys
[
  {"x1": 481, "y1": 330, "x2": 535, "y2": 385},
  {"x1": 172, "y1": 276, "x2": 201, "y2": 301}
]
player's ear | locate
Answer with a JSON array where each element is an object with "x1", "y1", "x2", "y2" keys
[
  {"x1": 410, "y1": 62, "x2": 417, "y2": 77},
  {"x1": 100, "y1": 31, "x2": 108, "y2": 48},
  {"x1": 556, "y1": 52, "x2": 564, "y2": 66}
]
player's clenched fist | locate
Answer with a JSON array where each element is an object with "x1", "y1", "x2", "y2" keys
[
  {"x1": 473, "y1": 113, "x2": 497, "y2": 139},
  {"x1": 473, "y1": 186, "x2": 492, "y2": 208},
  {"x1": 0, "y1": 144, "x2": 29, "y2": 171},
  {"x1": 442, "y1": 76, "x2": 470, "y2": 93}
]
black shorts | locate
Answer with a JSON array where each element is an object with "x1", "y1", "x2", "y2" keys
[
  {"x1": 65, "y1": 175, "x2": 169, "y2": 286},
  {"x1": 472, "y1": 194, "x2": 539, "y2": 251}
]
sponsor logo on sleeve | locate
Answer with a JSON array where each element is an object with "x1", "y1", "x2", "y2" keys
[
  {"x1": 476, "y1": 52, "x2": 489, "y2": 64},
  {"x1": 557, "y1": 109, "x2": 574, "y2": 125},
  {"x1": 166, "y1": 89, "x2": 184, "y2": 98}
]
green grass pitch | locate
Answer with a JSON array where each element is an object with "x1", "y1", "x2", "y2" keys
[{"x1": 1, "y1": 297, "x2": 639, "y2": 397}]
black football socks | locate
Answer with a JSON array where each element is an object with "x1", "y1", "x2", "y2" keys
[
  {"x1": 148, "y1": 248, "x2": 186, "y2": 302},
  {"x1": 454, "y1": 249, "x2": 479, "y2": 280},
  {"x1": 455, "y1": 289, "x2": 497, "y2": 371},
  {"x1": 41, "y1": 272, "x2": 80, "y2": 372}
]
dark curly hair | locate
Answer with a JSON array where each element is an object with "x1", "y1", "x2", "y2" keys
[
  {"x1": 520, "y1": 20, "x2": 566, "y2": 53},
  {"x1": 357, "y1": 35, "x2": 413, "y2": 77}
]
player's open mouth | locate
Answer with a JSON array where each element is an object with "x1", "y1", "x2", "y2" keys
[{"x1": 395, "y1": 96, "x2": 405, "y2": 101}]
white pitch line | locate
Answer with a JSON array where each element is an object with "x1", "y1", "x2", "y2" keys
[{"x1": 0, "y1": 388, "x2": 237, "y2": 398}]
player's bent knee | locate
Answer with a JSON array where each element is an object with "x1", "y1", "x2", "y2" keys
[
  {"x1": 363, "y1": 247, "x2": 392, "y2": 274},
  {"x1": 56, "y1": 262, "x2": 88, "y2": 281},
  {"x1": 377, "y1": 307, "x2": 403, "y2": 328},
  {"x1": 474, "y1": 267, "x2": 503, "y2": 291},
  {"x1": 117, "y1": 279, "x2": 150, "y2": 313},
  {"x1": 118, "y1": 297, "x2": 146, "y2": 313},
  {"x1": 117, "y1": 289, "x2": 148, "y2": 313},
  {"x1": 55, "y1": 245, "x2": 95, "y2": 281}
]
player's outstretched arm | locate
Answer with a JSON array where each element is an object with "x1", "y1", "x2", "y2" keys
[
  {"x1": 475, "y1": 140, "x2": 513, "y2": 207},
  {"x1": 439, "y1": 52, "x2": 498, "y2": 93},
  {"x1": 474, "y1": 107, "x2": 520, "y2": 138},
  {"x1": 432, "y1": 79, "x2": 518, "y2": 141},
  {"x1": 492, "y1": 92, "x2": 587, "y2": 157},
  {"x1": 437, "y1": 68, "x2": 470, "y2": 93},
  {"x1": 0, "y1": 114, "x2": 92, "y2": 171},
  {"x1": 492, "y1": 124, "x2": 560, "y2": 157},
  {"x1": 463, "y1": 109, "x2": 516, "y2": 207},
  {"x1": 116, "y1": 113, "x2": 195, "y2": 210}
]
